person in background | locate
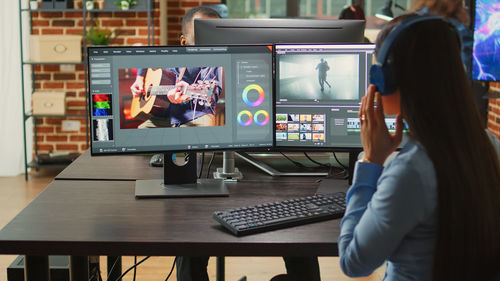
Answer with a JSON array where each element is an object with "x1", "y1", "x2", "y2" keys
[
  {"x1": 339, "y1": 14, "x2": 500, "y2": 281},
  {"x1": 339, "y1": 0, "x2": 366, "y2": 20},
  {"x1": 179, "y1": 6, "x2": 221, "y2": 46}
]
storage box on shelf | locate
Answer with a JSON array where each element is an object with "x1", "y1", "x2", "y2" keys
[
  {"x1": 32, "y1": 92, "x2": 67, "y2": 115},
  {"x1": 40, "y1": 0, "x2": 74, "y2": 9},
  {"x1": 29, "y1": 35, "x2": 82, "y2": 63}
]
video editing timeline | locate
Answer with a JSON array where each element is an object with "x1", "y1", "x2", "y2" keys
[
  {"x1": 275, "y1": 44, "x2": 375, "y2": 148},
  {"x1": 88, "y1": 46, "x2": 273, "y2": 155}
]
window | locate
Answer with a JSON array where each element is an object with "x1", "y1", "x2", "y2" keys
[{"x1": 224, "y1": 0, "x2": 411, "y2": 42}]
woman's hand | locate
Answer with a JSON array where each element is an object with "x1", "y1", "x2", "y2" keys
[{"x1": 359, "y1": 85, "x2": 404, "y2": 165}]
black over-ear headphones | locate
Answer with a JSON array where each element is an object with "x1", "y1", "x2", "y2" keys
[{"x1": 369, "y1": 14, "x2": 462, "y2": 95}]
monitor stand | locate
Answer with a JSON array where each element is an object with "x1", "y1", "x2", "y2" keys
[
  {"x1": 135, "y1": 152, "x2": 229, "y2": 198},
  {"x1": 235, "y1": 151, "x2": 359, "y2": 184},
  {"x1": 213, "y1": 151, "x2": 243, "y2": 181}
]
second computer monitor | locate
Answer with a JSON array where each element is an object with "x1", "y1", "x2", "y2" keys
[
  {"x1": 275, "y1": 44, "x2": 404, "y2": 150},
  {"x1": 195, "y1": 18, "x2": 366, "y2": 45}
]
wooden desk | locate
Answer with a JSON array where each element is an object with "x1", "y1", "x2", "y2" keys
[
  {"x1": 55, "y1": 150, "x2": 162, "y2": 181},
  {"x1": 0, "y1": 179, "x2": 346, "y2": 256},
  {"x1": 12, "y1": 151, "x2": 348, "y2": 280},
  {"x1": 0, "y1": 179, "x2": 348, "y2": 280}
]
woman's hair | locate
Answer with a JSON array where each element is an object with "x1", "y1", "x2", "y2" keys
[
  {"x1": 376, "y1": 14, "x2": 500, "y2": 281},
  {"x1": 409, "y1": 0, "x2": 469, "y2": 25}
]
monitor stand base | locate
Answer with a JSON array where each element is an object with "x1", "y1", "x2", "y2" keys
[
  {"x1": 235, "y1": 151, "x2": 329, "y2": 177},
  {"x1": 135, "y1": 178, "x2": 229, "y2": 198},
  {"x1": 213, "y1": 167, "x2": 243, "y2": 181},
  {"x1": 213, "y1": 151, "x2": 243, "y2": 181}
]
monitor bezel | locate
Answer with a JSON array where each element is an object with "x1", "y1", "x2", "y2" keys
[
  {"x1": 87, "y1": 44, "x2": 277, "y2": 156},
  {"x1": 194, "y1": 18, "x2": 366, "y2": 45}
]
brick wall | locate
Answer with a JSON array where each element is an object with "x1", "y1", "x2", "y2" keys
[
  {"x1": 488, "y1": 82, "x2": 500, "y2": 140},
  {"x1": 31, "y1": 0, "x2": 220, "y2": 155},
  {"x1": 31, "y1": 0, "x2": 498, "y2": 155}
]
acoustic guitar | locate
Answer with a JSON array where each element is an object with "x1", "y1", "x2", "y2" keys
[{"x1": 130, "y1": 68, "x2": 218, "y2": 121}]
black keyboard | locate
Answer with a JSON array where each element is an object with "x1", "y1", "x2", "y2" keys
[{"x1": 213, "y1": 192, "x2": 346, "y2": 236}]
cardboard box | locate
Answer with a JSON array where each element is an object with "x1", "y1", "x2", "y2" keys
[
  {"x1": 32, "y1": 92, "x2": 66, "y2": 115},
  {"x1": 29, "y1": 35, "x2": 81, "y2": 62}
]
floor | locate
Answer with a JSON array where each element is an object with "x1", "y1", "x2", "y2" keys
[{"x1": 0, "y1": 168, "x2": 385, "y2": 281}]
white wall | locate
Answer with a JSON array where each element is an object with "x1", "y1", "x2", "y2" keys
[{"x1": 0, "y1": 1, "x2": 31, "y2": 176}]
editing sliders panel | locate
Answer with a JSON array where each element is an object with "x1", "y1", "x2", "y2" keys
[
  {"x1": 232, "y1": 55, "x2": 272, "y2": 149},
  {"x1": 89, "y1": 55, "x2": 114, "y2": 147}
]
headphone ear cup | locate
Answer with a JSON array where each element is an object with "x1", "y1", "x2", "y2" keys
[
  {"x1": 370, "y1": 64, "x2": 385, "y2": 93},
  {"x1": 370, "y1": 63, "x2": 397, "y2": 96}
]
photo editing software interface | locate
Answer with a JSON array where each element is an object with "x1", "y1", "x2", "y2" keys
[
  {"x1": 275, "y1": 44, "x2": 403, "y2": 149},
  {"x1": 88, "y1": 45, "x2": 274, "y2": 155}
]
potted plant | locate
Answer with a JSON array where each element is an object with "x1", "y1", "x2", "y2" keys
[
  {"x1": 85, "y1": 0, "x2": 95, "y2": 10},
  {"x1": 85, "y1": 22, "x2": 118, "y2": 46},
  {"x1": 29, "y1": 0, "x2": 38, "y2": 10},
  {"x1": 114, "y1": 0, "x2": 137, "y2": 10}
]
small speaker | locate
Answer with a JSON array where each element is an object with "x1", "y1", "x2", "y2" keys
[
  {"x1": 41, "y1": 0, "x2": 54, "y2": 9},
  {"x1": 54, "y1": 0, "x2": 74, "y2": 9}
]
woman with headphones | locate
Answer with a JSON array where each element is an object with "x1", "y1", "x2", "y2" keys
[{"x1": 338, "y1": 14, "x2": 500, "y2": 281}]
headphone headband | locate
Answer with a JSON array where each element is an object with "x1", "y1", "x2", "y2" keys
[{"x1": 370, "y1": 14, "x2": 462, "y2": 95}]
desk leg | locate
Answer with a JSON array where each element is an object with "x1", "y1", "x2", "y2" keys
[
  {"x1": 216, "y1": 256, "x2": 225, "y2": 281},
  {"x1": 70, "y1": 256, "x2": 89, "y2": 281},
  {"x1": 108, "y1": 256, "x2": 122, "y2": 281},
  {"x1": 24, "y1": 255, "x2": 49, "y2": 281}
]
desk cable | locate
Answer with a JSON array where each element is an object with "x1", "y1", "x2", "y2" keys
[
  {"x1": 303, "y1": 152, "x2": 349, "y2": 180},
  {"x1": 89, "y1": 263, "x2": 103, "y2": 281},
  {"x1": 106, "y1": 256, "x2": 151, "y2": 281},
  {"x1": 206, "y1": 152, "x2": 217, "y2": 178},
  {"x1": 198, "y1": 152, "x2": 205, "y2": 178},
  {"x1": 164, "y1": 257, "x2": 177, "y2": 281},
  {"x1": 133, "y1": 256, "x2": 137, "y2": 281},
  {"x1": 106, "y1": 257, "x2": 120, "y2": 281},
  {"x1": 99, "y1": 256, "x2": 176, "y2": 281},
  {"x1": 280, "y1": 152, "x2": 306, "y2": 168},
  {"x1": 332, "y1": 152, "x2": 349, "y2": 180}
]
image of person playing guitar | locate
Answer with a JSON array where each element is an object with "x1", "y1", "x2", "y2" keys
[{"x1": 130, "y1": 66, "x2": 223, "y2": 128}]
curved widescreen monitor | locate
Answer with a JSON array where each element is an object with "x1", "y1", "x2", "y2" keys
[
  {"x1": 88, "y1": 45, "x2": 274, "y2": 155},
  {"x1": 195, "y1": 18, "x2": 366, "y2": 45}
]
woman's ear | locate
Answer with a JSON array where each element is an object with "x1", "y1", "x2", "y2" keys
[{"x1": 381, "y1": 89, "x2": 401, "y2": 115}]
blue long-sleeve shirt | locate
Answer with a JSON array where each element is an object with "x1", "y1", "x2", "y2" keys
[
  {"x1": 339, "y1": 133, "x2": 500, "y2": 281},
  {"x1": 339, "y1": 139, "x2": 437, "y2": 281}
]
